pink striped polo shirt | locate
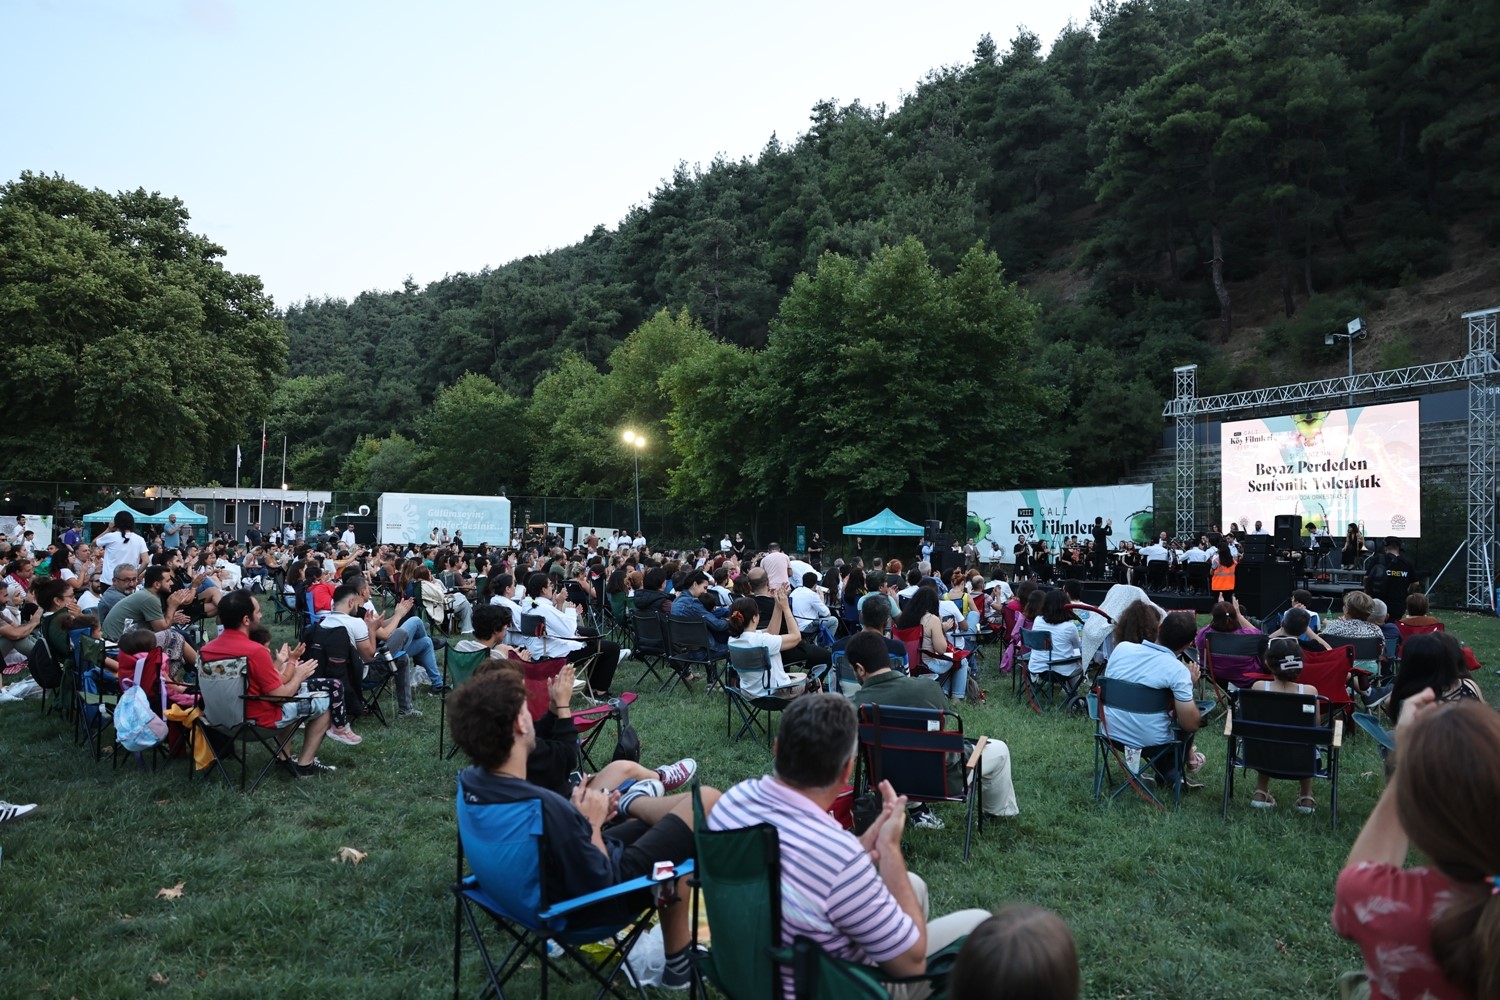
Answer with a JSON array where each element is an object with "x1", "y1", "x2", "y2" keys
[{"x1": 709, "y1": 775, "x2": 918, "y2": 996}]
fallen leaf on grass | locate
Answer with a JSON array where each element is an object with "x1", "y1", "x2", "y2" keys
[
  {"x1": 156, "y1": 881, "x2": 185, "y2": 900},
  {"x1": 1275, "y1": 938, "x2": 1287, "y2": 952},
  {"x1": 148, "y1": 972, "x2": 169, "y2": 986},
  {"x1": 120, "y1": 913, "x2": 134, "y2": 921},
  {"x1": 1360, "y1": 771, "x2": 1376, "y2": 779},
  {"x1": 334, "y1": 846, "x2": 367, "y2": 864},
  {"x1": 155, "y1": 799, "x2": 171, "y2": 806}
]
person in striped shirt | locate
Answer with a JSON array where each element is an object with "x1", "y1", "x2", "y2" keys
[{"x1": 708, "y1": 694, "x2": 990, "y2": 998}]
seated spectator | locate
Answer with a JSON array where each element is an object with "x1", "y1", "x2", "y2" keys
[
  {"x1": 1400, "y1": 591, "x2": 1442, "y2": 630},
  {"x1": 447, "y1": 669, "x2": 715, "y2": 992},
  {"x1": 746, "y1": 570, "x2": 832, "y2": 676},
  {"x1": 1193, "y1": 598, "x2": 1264, "y2": 689},
  {"x1": 453, "y1": 603, "x2": 531, "y2": 662},
  {"x1": 830, "y1": 594, "x2": 906, "y2": 661},
  {"x1": 670, "y1": 570, "x2": 730, "y2": 656},
  {"x1": 518, "y1": 573, "x2": 626, "y2": 698},
  {"x1": 846, "y1": 631, "x2": 1018, "y2": 820},
  {"x1": 726, "y1": 594, "x2": 807, "y2": 697},
  {"x1": 632, "y1": 567, "x2": 672, "y2": 616},
  {"x1": 1098, "y1": 610, "x2": 1204, "y2": 785},
  {"x1": 1290, "y1": 589, "x2": 1322, "y2": 633},
  {"x1": 198, "y1": 590, "x2": 338, "y2": 777},
  {"x1": 1322, "y1": 590, "x2": 1385, "y2": 680},
  {"x1": 1248, "y1": 637, "x2": 1320, "y2": 813},
  {"x1": 948, "y1": 905, "x2": 1080, "y2": 1000},
  {"x1": 892, "y1": 586, "x2": 970, "y2": 699},
  {"x1": 103, "y1": 566, "x2": 195, "y2": 642},
  {"x1": 1332, "y1": 694, "x2": 1500, "y2": 999},
  {"x1": 470, "y1": 658, "x2": 696, "y2": 800},
  {"x1": 1027, "y1": 589, "x2": 1083, "y2": 683},
  {"x1": 1389, "y1": 632, "x2": 1484, "y2": 720},
  {"x1": 304, "y1": 562, "x2": 336, "y2": 614},
  {"x1": 790, "y1": 571, "x2": 836, "y2": 639},
  {"x1": 1267, "y1": 606, "x2": 1330, "y2": 650},
  {"x1": 709, "y1": 694, "x2": 990, "y2": 997},
  {"x1": 94, "y1": 563, "x2": 140, "y2": 623}
]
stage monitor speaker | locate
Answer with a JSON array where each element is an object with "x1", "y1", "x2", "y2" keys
[
  {"x1": 1237, "y1": 561, "x2": 1294, "y2": 620},
  {"x1": 939, "y1": 549, "x2": 966, "y2": 574},
  {"x1": 1274, "y1": 514, "x2": 1302, "y2": 551},
  {"x1": 1241, "y1": 535, "x2": 1273, "y2": 564}
]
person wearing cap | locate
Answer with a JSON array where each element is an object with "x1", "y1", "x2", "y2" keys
[
  {"x1": 1363, "y1": 536, "x2": 1414, "y2": 613},
  {"x1": 1246, "y1": 637, "x2": 1321, "y2": 813}
]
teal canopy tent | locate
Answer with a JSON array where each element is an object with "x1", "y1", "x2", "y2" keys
[
  {"x1": 139, "y1": 501, "x2": 208, "y2": 525},
  {"x1": 841, "y1": 508, "x2": 925, "y2": 536},
  {"x1": 81, "y1": 499, "x2": 149, "y2": 523}
]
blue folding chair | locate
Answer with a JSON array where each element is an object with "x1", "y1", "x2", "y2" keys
[{"x1": 451, "y1": 779, "x2": 693, "y2": 1000}]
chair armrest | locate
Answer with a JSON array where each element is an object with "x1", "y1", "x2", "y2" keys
[
  {"x1": 965, "y1": 736, "x2": 989, "y2": 772},
  {"x1": 1332, "y1": 719, "x2": 1343, "y2": 749},
  {"x1": 539, "y1": 859, "x2": 695, "y2": 919},
  {"x1": 1222, "y1": 714, "x2": 1234, "y2": 737}
]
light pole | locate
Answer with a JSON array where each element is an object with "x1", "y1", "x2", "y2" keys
[
  {"x1": 1326, "y1": 317, "x2": 1368, "y2": 403},
  {"x1": 621, "y1": 430, "x2": 646, "y2": 534}
]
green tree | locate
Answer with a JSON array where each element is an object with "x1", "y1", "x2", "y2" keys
[
  {"x1": 0, "y1": 172, "x2": 285, "y2": 482},
  {"x1": 414, "y1": 373, "x2": 527, "y2": 495}
]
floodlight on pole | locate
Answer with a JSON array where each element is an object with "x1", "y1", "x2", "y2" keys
[
  {"x1": 1325, "y1": 317, "x2": 1367, "y2": 402},
  {"x1": 621, "y1": 430, "x2": 647, "y2": 533}
]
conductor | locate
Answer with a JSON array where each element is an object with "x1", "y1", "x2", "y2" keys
[{"x1": 1090, "y1": 517, "x2": 1112, "y2": 578}]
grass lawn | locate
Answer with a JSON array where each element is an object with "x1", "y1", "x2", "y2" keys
[{"x1": 2, "y1": 600, "x2": 1497, "y2": 999}]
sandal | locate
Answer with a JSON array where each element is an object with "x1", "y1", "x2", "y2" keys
[
  {"x1": 1188, "y1": 750, "x2": 1206, "y2": 773},
  {"x1": 1251, "y1": 790, "x2": 1276, "y2": 809},
  {"x1": 1295, "y1": 795, "x2": 1316, "y2": 815}
]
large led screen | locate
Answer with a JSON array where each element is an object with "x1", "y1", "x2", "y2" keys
[{"x1": 1221, "y1": 400, "x2": 1421, "y2": 537}]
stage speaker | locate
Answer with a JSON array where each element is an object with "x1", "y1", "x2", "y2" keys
[
  {"x1": 1274, "y1": 514, "x2": 1302, "y2": 551},
  {"x1": 1237, "y1": 561, "x2": 1294, "y2": 619},
  {"x1": 925, "y1": 519, "x2": 943, "y2": 538},
  {"x1": 1241, "y1": 535, "x2": 1273, "y2": 564}
]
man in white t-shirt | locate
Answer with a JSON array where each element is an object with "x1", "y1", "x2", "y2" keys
[
  {"x1": 719, "y1": 534, "x2": 732, "y2": 554},
  {"x1": 341, "y1": 526, "x2": 356, "y2": 549},
  {"x1": 790, "y1": 572, "x2": 836, "y2": 638}
]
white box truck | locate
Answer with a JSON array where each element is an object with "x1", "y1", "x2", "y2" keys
[{"x1": 376, "y1": 493, "x2": 512, "y2": 546}]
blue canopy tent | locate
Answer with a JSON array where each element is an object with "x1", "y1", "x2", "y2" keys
[
  {"x1": 841, "y1": 508, "x2": 925, "y2": 536},
  {"x1": 81, "y1": 499, "x2": 149, "y2": 523},
  {"x1": 138, "y1": 501, "x2": 208, "y2": 525}
]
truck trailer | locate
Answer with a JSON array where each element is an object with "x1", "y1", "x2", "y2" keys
[{"x1": 376, "y1": 493, "x2": 511, "y2": 546}]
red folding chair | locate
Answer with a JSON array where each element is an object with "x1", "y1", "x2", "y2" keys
[
  {"x1": 891, "y1": 625, "x2": 971, "y2": 698},
  {"x1": 1299, "y1": 645, "x2": 1357, "y2": 721}
]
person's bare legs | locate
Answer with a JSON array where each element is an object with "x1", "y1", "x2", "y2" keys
[
  {"x1": 639, "y1": 787, "x2": 720, "y2": 953},
  {"x1": 297, "y1": 711, "x2": 331, "y2": 765},
  {"x1": 587, "y1": 760, "x2": 655, "y2": 790}
]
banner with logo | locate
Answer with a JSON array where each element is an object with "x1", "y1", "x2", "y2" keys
[
  {"x1": 1220, "y1": 400, "x2": 1421, "y2": 536},
  {"x1": 966, "y1": 485, "x2": 1155, "y2": 554}
]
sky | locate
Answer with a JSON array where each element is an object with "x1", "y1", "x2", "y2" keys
[{"x1": 5, "y1": 0, "x2": 1095, "y2": 307}]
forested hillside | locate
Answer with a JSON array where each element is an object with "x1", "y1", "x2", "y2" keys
[{"x1": 272, "y1": 0, "x2": 1497, "y2": 509}]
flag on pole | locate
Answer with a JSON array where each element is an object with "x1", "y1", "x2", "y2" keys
[
  {"x1": 262, "y1": 425, "x2": 268, "y2": 451},
  {"x1": 236, "y1": 445, "x2": 242, "y2": 466}
]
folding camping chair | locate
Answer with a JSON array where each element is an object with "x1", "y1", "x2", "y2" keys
[
  {"x1": 1019, "y1": 628, "x2": 1086, "y2": 714},
  {"x1": 855, "y1": 704, "x2": 987, "y2": 860},
  {"x1": 687, "y1": 783, "x2": 959, "y2": 1000},
  {"x1": 518, "y1": 613, "x2": 603, "y2": 701},
  {"x1": 451, "y1": 777, "x2": 693, "y2": 1000},
  {"x1": 1222, "y1": 688, "x2": 1342, "y2": 829},
  {"x1": 438, "y1": 646, "x2": 490, "y2": 760},
  {"x1": 724, "y1": 644, "x2": 803, "y2": 748},
  {"x1": 891, "y1": 625, "x2": 972, "y2": 699},
  {"x1": 1090, "y1": 676, "x2": 1202, "y2": 810},
  {"x1": 75, "y1": 634, "x2": 119, "y2": 762},
  {"x1": 192, "y1": 656, "x2": 322, "y2": 793},
  {"x1": 665, "y1": 615, "x2": 727, "y2": 693},
  {"x1": 1298, "y1": 645, "x2": 1358, "y2": 723},
  {"x1": 1351, "y1": 712, "x2": 1395, "y2": 758},
  {"x1": 629, "y1": 611, "x2": 672, "y2": 690},
  {"x1": 1199, "y1": 631, "x2": 1271, "y2": 712}
]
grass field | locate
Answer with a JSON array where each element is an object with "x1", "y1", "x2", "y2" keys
[{"x1": 2, "y1": 600, "x2": 1497, "y2": 999}]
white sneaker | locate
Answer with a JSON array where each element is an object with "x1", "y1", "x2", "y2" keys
[
  {"x1": 0, "y1": 801, "x2": 37, "y2": 824},
  {"x1": 616, "y1": 778, "x2": 664, "y2": 819},
  {"x1": 618, "y1": 647, "x2": 633, "y2": 663}
]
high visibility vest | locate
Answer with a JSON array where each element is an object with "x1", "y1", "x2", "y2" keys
[{"x1": 1211, "y1": 563, "x2": 1236, "y2": 591}]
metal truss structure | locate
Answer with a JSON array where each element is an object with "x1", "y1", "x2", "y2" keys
[{"x1": 1164, "y1": 306, "x2": 1500, "y2": 609}]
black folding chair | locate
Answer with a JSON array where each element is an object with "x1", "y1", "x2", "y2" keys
[
  {"x1": 629, "y1": 611, "x2": 672, "y2": 690},
  {"x1": 1222, "y1": 688, "x2": 1342, "y2": 829},
  {"x1": 1090, "y1": 677, "x2": 1202, "y2": 811},
  {"x1": 855, "y1": 703, "x2": 987, "y2": 860},
  {"x1": 666, "y1": 615, "x2": 727, "y2": 693}
]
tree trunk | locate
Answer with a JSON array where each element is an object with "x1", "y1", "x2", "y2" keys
[
  {"x1": 1274, "y1": 209, "x2": 1295, "y2": 317},
  {"x1": 1210, "y1": 224, "x2": 1232, "y2": 342},
  {"x1": 1333, "y1": 212, "x2": 1356, "y2": 254}
]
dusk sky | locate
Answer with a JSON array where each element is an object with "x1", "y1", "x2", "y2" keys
[{"x1": 5, "y1": 0, "x2": 1095, "y2": 306}]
